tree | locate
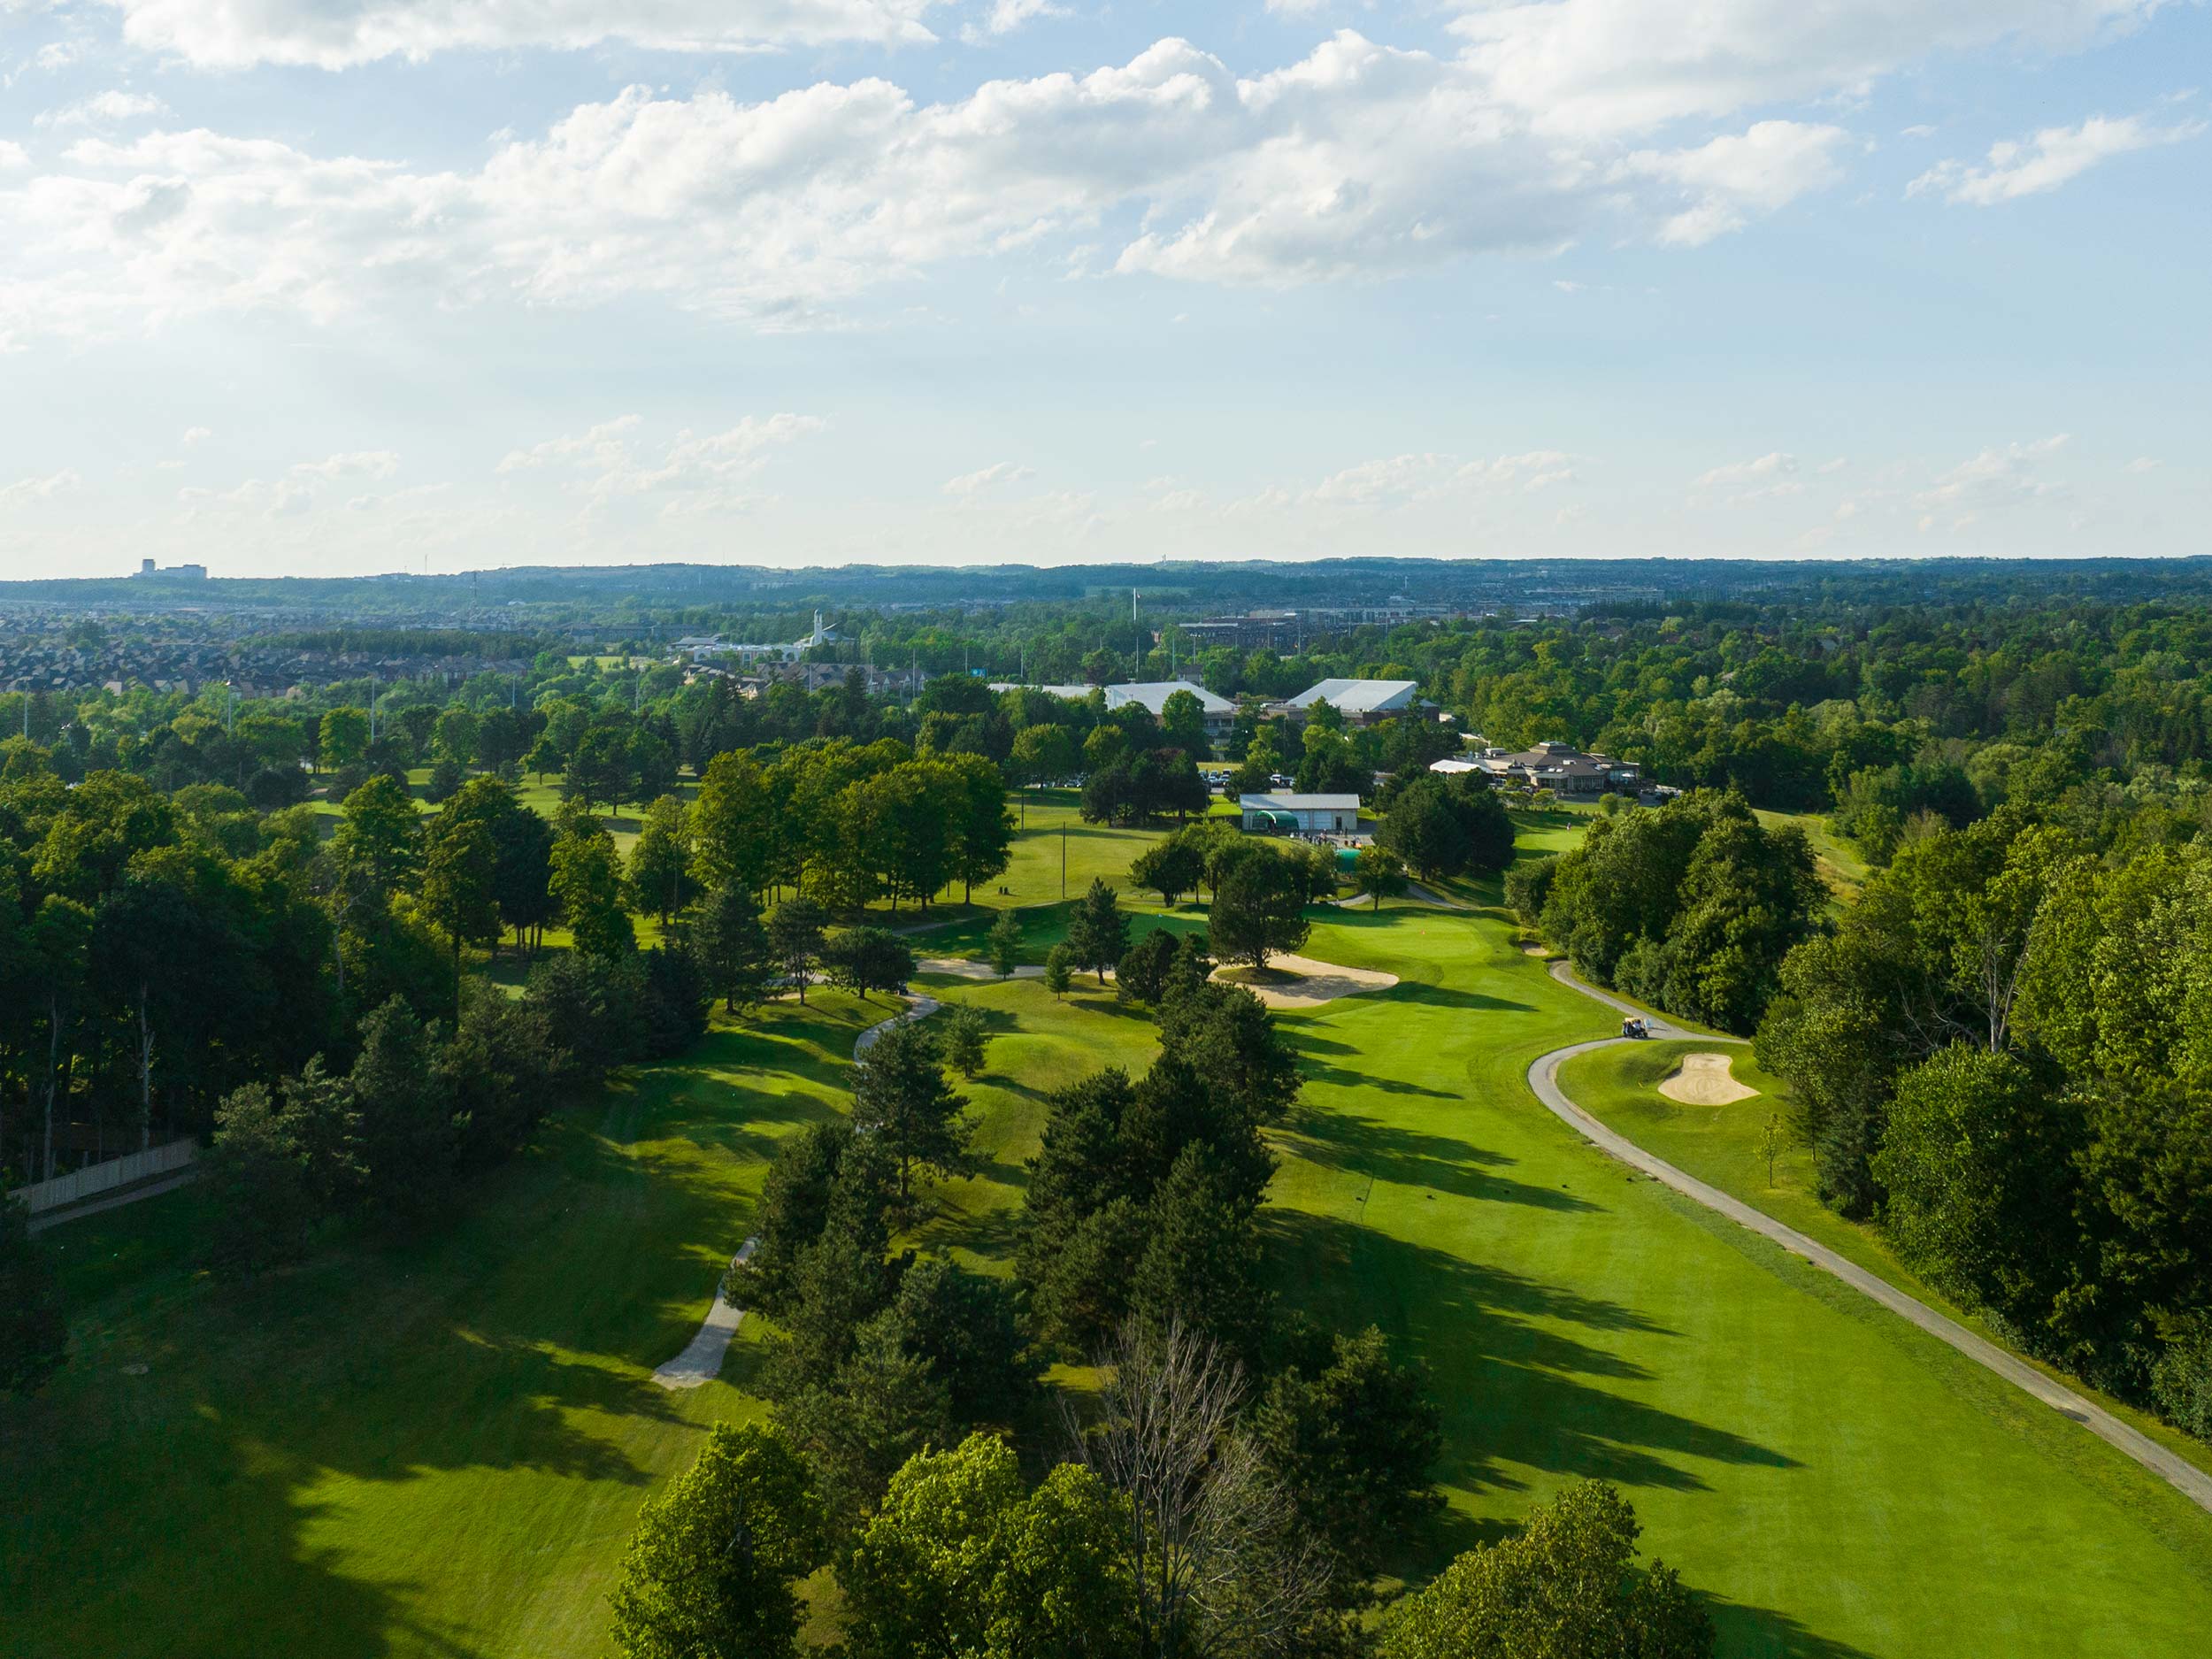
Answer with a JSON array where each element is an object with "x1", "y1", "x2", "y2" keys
[
  {"x1": 1253, "y1": 1325, "x2": 1441, "y2": 1601},
  {"x1": 330, "y1": 772, "x2": 421, "y2": 910},
  {"x1": 944, "y1": 752, "x2": 1016, "y2": 903},
  {"x1": 1045, "y1": 944, "x2": 1073, "y2": 1001},
  {"x1": 551, "y1": 824, "x2": 634, "y2": 959},
  {"x1": 693, "y1": 885, "x2": 773, "y2": 1012},
  {"x1": 1116, "y1": 928, "x2": 1180, "y2": 1005},
  {"x1": 565, "y1": 726, "x2": 630, "y2": 813},
  {"x1": 691, "y1": 750, "x2": 778, "y2": 896},
  {"x1": 349, "y1": 996, "x2": 457, "y2": 1228},
  {"x1": 1869, "y1": 1044, "x2": 2079, "y2": 1330},
  {"x1": 626, "y1": 795, "x2": 696, "y2": 924},
  {"x1": 431, "y1": 706, "x2": 480, "y2": 768},
  {"x1": 1129, "y1": 1145, "x2": 1268, "y2": 1357},
  {"x1": 203, "y1": 1081, "x2": 317, "y2": 1274},
  {"x1": 768, "y1": 897, "x2": 826, "y2": 1004},
  {"x1": 1067, "y1": 878, "x2": 1127, "y2": 985},
  {"x1": 822, "y1": 926, "x2": 918, "y2": 1002},
  {"x1": 421, "y1": 810, "x2": 502, "y2": 1018},
  {"x1": 1131, "y1": 836, "x2": 1205, "y2": 907},
  {"x1": 1, "y1": 1186, "x2": 65, "y2": 1394},
  {"x1": 319, "y1": 705, "x2": 370, "y2": 772},
  {"x1": 851, "y1": 1019, "x2": 975, "y2": 1202},
  {"x1": 1010, "y1": 723, "x2": 1079, "y2": 789},
  {"x1": 1379, "y1": 1481, "x2": 1712, "y2": 1659},
  {"x1": 1079, "y1": 1319, "x2": 1329, "y2": 1659},
  {"x1": 841, "y1": 1434, "x2": 1139, "y2": 1659},
  {"x1": 1159, "y1": 689, "x2": 1212, "y2": 761},
  {"x1": 1354, "y1": 845, "x2": 1409, "y2": 910},
  {"x1": 945, "y1": 1003, "x2": 989, "y2": 1079},
  {"x1": 987, "y1": 910, "x2": 1023, "y2": 979},
  {"x1": 608, "y1": 1422, "x2": 827, "y2": 1659},
  {"x1": 1760, "y1": 1113, "x2": 1786, "y2": 1186},
  {"x1": 1210, "y1": 850, "x2": 1310, "y2": 973},
  {"x1": 727, "y1": 1120, "x2": 861, "y2": 1318}
]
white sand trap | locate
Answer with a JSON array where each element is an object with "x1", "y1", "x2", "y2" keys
[
  {"x1": 1658, "y1": 1052, "x2": 1758, "y2": 1106},
  {"x1": 653, "y1": 1238, "x2": 758, "y2": 1391},
  {"x1": 917, "y1": 957, "x2": 1044, "y2": 980},
  {"x1": 1212, "y1": 954, "x2": 1397, "y2": 1009}
]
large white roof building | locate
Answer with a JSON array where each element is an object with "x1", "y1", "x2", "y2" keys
[{"x1": 1281, "y1": 678, "x2": 1422, "y2": 723}]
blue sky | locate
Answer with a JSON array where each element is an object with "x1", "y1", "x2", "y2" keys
[{"x1": 0, "y1": 0, "x2": 2205, "y2": 577}]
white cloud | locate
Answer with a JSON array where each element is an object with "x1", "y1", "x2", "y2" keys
[
  {"x1": 1909, "y1": 110, "x2": 2205, "y2": 204},
  {"x1": 180, "y1": 424, "x2": 211, "y2": 445},
  {"x1": 1620, "y1": 120, "x2": 1848, "y2": 245},
  {"x1": 179, "y1": 450, "x2": 400, "y2": 519},
  {"x1": 101, "y1": 0, "x2": 942, "y2": 68},
  {"x1": 943, "y1": 460, "x2": 1034, "y2": 495},
  {"x1": 498, "y1": 414, "x2": 825, "y2": 514},
  {"x1": 0, "y1": 142, "x2": 27, "y2": 173},
  {"x1": 0, "y1": 467, "x2": 81, "y2": 511},
  {"x1": 35, "y1": 90, "x2": 169, "y2": 130},
  {"x1": 2126, "y1": 456, "x2": 2159, "y2": 473},
  {"x1": 0, "y1": 35, "x2": 1868, "y2": 344},
  {"x1": 1915, "y1": 434, "x2": 2070, "y2": 529},
  {"x1": 1448, "y1": 0, "x2": 2164, "y2": 136},
  {"x1": 1901, "y1": 123, "x2": 1939, "y2": 138},
  {"x1": 1302, "y1": 449, "x2": 1577, "y2": 508},
  {"x1": 1690, "y1": 450, "x2": 1805, "y2": 506},
  {"x1": 963, "y1": 0, "x2": 1062, "y2": 41}
]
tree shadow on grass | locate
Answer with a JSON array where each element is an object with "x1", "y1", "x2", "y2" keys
[
  {"x1": 1379, "y1": 982, "x2": 1538, "y2": 1013},
  {"x1": 1285, "y1": 1110, "x2": 1601, "y2": 1212},
  {"x1": 1262, "y1": 1210, "x2": 1793, "y2": 1505},
  {"x1": 1706, "y1": 1601, "x2": 1880, "y2": 1659}
]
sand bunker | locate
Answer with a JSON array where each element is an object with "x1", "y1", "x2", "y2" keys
[
  {"x1": 1213, "y1": 954, "x2": 1398, "y2": 1009},
  {"x1": 1658, "y1": 1052, "x2": 1757, "y2": 1106}
]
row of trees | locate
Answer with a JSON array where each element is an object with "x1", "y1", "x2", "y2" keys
[
  {"x1": 1754, "y1": 806, "x2": 2212, "y2": 1435},
  {"x1": 1510, "y1": 792, "x2": 1826, "y2": 1034}
]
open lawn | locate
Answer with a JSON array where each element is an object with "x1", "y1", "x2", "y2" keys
[{"x1": 11, "y1": 812, "x2": 2212, "y2": 1657}]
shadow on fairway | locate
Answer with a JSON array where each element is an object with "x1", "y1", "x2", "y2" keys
[
  {"x1": 1379, "y1": 981, "x2": 1539, "y2": 1013},
  {"x1": 1707, "y1": 1601, "x2": 1880, "y2": 1658},
  {"x1": 1263, "y1": 1211, "x2": 1795, "y2": 1501},
  {"x1": 1288, "y1": 1108, "x2": 1601, "y2": 1211}
]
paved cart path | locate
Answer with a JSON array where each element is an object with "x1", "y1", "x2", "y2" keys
[{"x1": 1528, "y1": 957, "x2": 2212, "y2": 1517}]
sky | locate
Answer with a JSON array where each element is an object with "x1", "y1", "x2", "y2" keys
[{"x1": 0, "y1": 1, "x2": 2206, "y2": 579}]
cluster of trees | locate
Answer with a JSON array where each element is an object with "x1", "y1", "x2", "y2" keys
[
  {"x1": 1510, "y1": 792, "x2": 1825, "y2": 1034},
  {"x1": 1755, "y1": 805, "x2": 2212, "y2": 1435},
  {"x1": 203, "y1": 952, "x2": 705, "y2": 1272},
  {"x1": 1125, "y1": 836, "x2": 1336, "y2": 971},
  {"x1": 1371, "y1": 772, "x2": 1516, "y2": 885}
]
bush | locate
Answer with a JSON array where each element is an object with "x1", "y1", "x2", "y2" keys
[{"x1": 424, "y1": 756, "x2": 467, "y2": 803}]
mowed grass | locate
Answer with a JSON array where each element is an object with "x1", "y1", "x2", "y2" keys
[
  {"x1": 1561, "y1": 1037, "x2": 2212, "y2": 1486},
  {"x1": 0, "y1": 993, "x2": 881, "y2": 1659},
  {"x1": 1754, "y1": 808, "x2": 1870, "y2": 904},
  {"x1": 12, "y1": 807, "x2": 2212, "y2": 1657}
]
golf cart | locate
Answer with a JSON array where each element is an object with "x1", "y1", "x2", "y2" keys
[{"x1": 1621, "y1": 1016, "x2": 1650, "y2": 1039}]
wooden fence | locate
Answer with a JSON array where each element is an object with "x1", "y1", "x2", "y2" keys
[{"x1": 18, "y1": 1139, "x2": 198, "y2": 1215}]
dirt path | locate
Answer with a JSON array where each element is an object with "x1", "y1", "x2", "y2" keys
[{"x1": 1527, "y1": 957, "x2": 2212, "y2": 1516}]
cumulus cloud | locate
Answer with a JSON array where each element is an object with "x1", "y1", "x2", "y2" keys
[
  {"x1": 963, "y1": 0, "x2": 1062, "y2": 41},
  {"x1": 101, "y1": 0, "x2": 942, "y2": 68},
  {"x1": 180, "y1": 450, "x2": 400, "y2": 519},
  {"x1": 1448, "y1": 0, "x2": 2165, "y2": 135},
  {"x1": 1302, "y1": 449, "x2": 1577, "y2": 508},
  {"x1": 35, "y1": 89, "x2": 169, "y2": 129},
  {"x1": 0, "y1": 142, "x2": 27, "y2": 172},
  {"x1": 1916, "y1": 434, "x2": 2070, "y2": 530},
  {"x1": 1619, "y1": 120, "x2": 1847, "y2": 244},
  {"x1": 0, "y1": 34, "x2": 1868, "y2": 344},
  {"x1": 1909, "y1": 109, "x2": 2205, "y2": 204},
  {"x1": 1689, "y1": 450, "x2": 1806, "y2": 506},
  {"x1": 499, "y1": 413, "x2": 825, "y2": 515},
  {"x1": 180, "y1": 424, "x2": 211, "y2": 445},
  {"x1": 0, "y1": 467, "x2": 82, "y2": 511},
  {"x1": 943, "y1": 460, "x2": 1034, "y2": 495}
]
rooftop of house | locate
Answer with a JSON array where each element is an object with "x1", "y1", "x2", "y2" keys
[{"x1": 1240, "y1": 792, "x2": 1363, "y2": 810}]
